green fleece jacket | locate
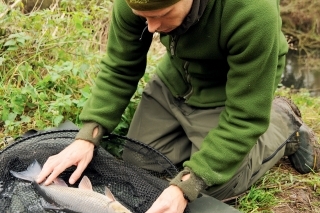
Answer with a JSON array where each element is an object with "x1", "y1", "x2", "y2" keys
[{"x1": 78, "y1": 0, "x2": 288, "y2": 188}]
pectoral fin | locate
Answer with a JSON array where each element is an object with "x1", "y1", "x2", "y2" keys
[
  {"x1": 53, "y1": 178, "x2": 68, "y2": 187},
  {"x1": 40, "y1": 198, "x2": 61, "y2": 210}
]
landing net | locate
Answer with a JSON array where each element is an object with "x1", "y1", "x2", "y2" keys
[{"x1": 0, "y1": 129, "x2": 188, "y2": 213}]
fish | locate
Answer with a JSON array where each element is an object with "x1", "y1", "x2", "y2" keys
[{"x1": 10, "y1": 160, "x2": 132, "y2": 213}]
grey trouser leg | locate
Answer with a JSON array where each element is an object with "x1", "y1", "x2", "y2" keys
[{"x1": 123, "y1": 74, "x2": 297, "y2": 200}]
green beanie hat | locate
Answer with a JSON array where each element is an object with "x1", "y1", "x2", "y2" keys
[{"x1": 126, "y1": 0, "x2": 180, "y2": 11}]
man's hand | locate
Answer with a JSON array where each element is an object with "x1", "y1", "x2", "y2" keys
[
  {"x1": 146, "y1": 174, "x2": 190, "y2": 213},
  {"x1": 36, "y1": 139, "x2": 94, "y2": 185},
  {"x1": 146, "y1": 185, "x2": 188, "y2": 213}
]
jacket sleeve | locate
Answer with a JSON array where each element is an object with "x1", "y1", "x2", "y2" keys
[
  {"x1": 184, "y1": 0, "x2": 288, "y2": 186},
  {"x1": 78, "y1": 0, "x2": 153, "y2": 135}
]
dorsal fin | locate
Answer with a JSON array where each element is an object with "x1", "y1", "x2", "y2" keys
[
  {"x1": 78, "y1": 175, "x2": 93, "y2": 190},
  {"x1": 53, "y1": 178, "x2": 68, "y2": 187},
  {"x1": 105, "y1": 187, "x2": 116, "y2": 201}
]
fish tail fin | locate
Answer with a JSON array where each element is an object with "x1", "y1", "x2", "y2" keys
[{"x1": 10, "y1": 159, "x2": 42, "y2": 182}]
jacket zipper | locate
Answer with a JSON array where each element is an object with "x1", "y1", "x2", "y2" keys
[
  {"x1": 170, "y1": 36, "x2": 193, "y2": 100},
  {"x1": 183, "y1": 61, "x2": 193, "y2": 99},
  {"x1": 250, "y1": 130, "x2": 297, "y2": 179},
  {"x1": 170, "y1": 35, "x2": 177, "y2": 56}
]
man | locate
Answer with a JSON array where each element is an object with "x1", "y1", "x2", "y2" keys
[{"x1": 37, "y1": 0, "x2": 319, "y2": 212}]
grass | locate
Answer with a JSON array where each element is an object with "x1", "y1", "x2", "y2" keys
[
  {"x1": 234, "y1": 88, "x2": 320, "y2": 212},
  {"x1": 0, "y1": 0, "x2": 156, "y2": 139},
  {"x1": 0, "y1": 1, "x2": 320, "y2": 212},
  {"x1": 0, "y1": 1, "x2": 108, "y2": 136}
]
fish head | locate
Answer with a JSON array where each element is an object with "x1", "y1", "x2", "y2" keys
[{"x1": 109, "y1": 201, "x2": 132, "y2": 213}]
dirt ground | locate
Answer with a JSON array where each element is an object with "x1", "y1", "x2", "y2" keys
[
  {"x1": 270, "y1": 158, "x2": 320, "y2": 213},
  {"x1": 272, "y1": 186, "x2": 320, "y2": 213},
  {"x1": 228, "y1": 157, "x2": 320, "y2": 213}
]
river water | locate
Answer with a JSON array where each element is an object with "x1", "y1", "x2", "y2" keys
[{"x1": 281, "y1": 49, "x2": 320, "y2": 96}]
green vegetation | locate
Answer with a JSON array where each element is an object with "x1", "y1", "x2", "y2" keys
[
  {"x1": 0, "y1": 0, "x2": 156, "y2": 140},
  {"x1": 0, "y1": 1, "x2": 110, "y2": 137},
  {"x1": 1, "y1": 0, "x2": 320, "y2": 212}
]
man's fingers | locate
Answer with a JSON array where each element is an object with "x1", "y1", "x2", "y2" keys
[
  {"x1": 145, "y1": 186, "x2": 187, "y2": 213},
  {"x1": 36, "y1": 157, "x2": 73, "y2": 185},
  {"x1": 69, "y1": 162, "x2": 87, "y2": 184},
  {"x1": 36, "y1": 157, "x2": 58, "y2": 184},
  {"x1": 36, "y1": 140, "x2": 94, "y2": 185},
  {"x1": 43, "y1": 162, "x2": 70, "y2": 185},
  {"x1": 36, "y1": 168, "x2": 50, "y2": 184},
  {"x1": 43, "y1": 165, "x2": 67, "y2": 185}
]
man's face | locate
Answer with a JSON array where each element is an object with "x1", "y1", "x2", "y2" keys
[{"x1": 132, "y1": 0, "x2": 193, "y2": 33}]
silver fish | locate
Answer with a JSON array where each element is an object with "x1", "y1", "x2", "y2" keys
[{"x1": 10, "y1": 160, "x2": 132, "y2": 213}]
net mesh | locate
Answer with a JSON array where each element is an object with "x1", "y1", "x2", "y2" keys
[{"x1": 0, "y1": 129, "x2": 189, "y2": 213}]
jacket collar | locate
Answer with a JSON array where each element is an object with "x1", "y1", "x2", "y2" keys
[{"x1": 169, "y1": 0, "x2": 210, "y2": 36}]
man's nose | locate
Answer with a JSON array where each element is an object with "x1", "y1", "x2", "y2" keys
[{"x1": 146, "y1": 19, "x2": 161, "y2": 33}]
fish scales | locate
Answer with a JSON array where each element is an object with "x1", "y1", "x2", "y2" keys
[
  {"x1": 34, "y1": 183, "x2": 115, "y2": 213},
  {"x1": 10, "y1": 160, "x2": 132, "y2": 213}
]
